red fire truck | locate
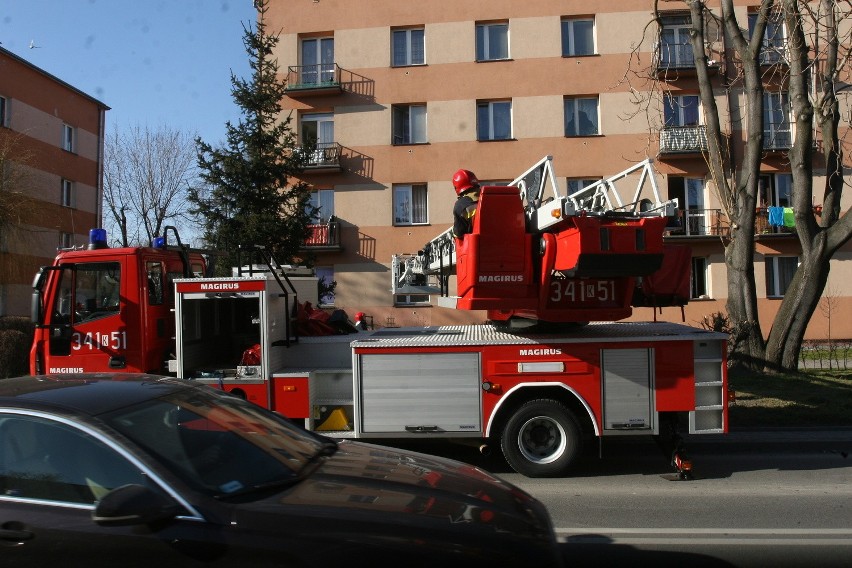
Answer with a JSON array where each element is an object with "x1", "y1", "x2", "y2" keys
[{"x1": 29, "y1": 157, "x2": 728, "y2": 478}]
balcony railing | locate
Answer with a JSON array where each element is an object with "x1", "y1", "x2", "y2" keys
[
  {"x1": 660, "y1": 125, "x2": 708, "y2": 154},
  {"x1": 302, "y1": 220, "x2": 341, "y2": 250},
  {"x1": 301, "y1": 142, "x2": 342, "y2": 171},
  {"x1": 665, "y1": 209, "x2": 727, "y2": 237},
  {"x1": 763, "y1": 130, "x2": 792, "y2": 151},
  {"x1": 285, "y1": 64, "x2": 343, "y2": 95},
  {"x1": 657, "y1": 43, "x2": 695, "y2": 70}
]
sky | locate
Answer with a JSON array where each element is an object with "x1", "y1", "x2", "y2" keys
[{"x1": 1, "y1": 0, "x2": 257, "y2": 144}]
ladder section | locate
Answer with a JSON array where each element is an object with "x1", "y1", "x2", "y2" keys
[{"x1": 689, "y1": 339, "x2": 726, "y2": 433}]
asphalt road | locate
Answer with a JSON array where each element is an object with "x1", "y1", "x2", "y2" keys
[{"x1": 394, "y1": 429, "x2": 852, "y2": 568}]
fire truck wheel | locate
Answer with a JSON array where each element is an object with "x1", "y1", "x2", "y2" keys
[{"x1": 500, "y1": 399, "x2": 581, "y2": 478}]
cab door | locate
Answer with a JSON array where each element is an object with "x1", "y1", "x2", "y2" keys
[{"x1": 43, "y1": 261, "x2": 127, "y2": 373}]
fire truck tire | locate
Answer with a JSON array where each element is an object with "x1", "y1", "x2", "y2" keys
[{"x1": 500, "y1": 399, "x2": 581, "y2": 478}]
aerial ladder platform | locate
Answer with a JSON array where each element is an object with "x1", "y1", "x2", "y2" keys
[{"x1": 391, "y1": 156, "x2": 690, "y2": 324}]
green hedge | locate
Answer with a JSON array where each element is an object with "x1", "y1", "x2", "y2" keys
[{"x1": 0, "y1": 317, "x2": 34, "y2": 378}]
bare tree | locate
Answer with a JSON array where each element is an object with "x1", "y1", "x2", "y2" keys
[
  {"x1": 639, "y1": 0, "x2": 852, "y2": 372},
  {"x1": 103, "y1": 124, "x2": 202, "y2": 247},
  {"x1": 0, "y1": 129, "x2": 38, "y2": 287}
]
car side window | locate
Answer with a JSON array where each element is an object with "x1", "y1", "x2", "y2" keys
[{"x1": 0, "y1": 415, "x2": 147, "y2": 505}]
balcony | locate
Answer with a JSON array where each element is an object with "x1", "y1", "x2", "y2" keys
[
  {"x1": 654, "y1": 44, "x2": 720, "y2": 79},
  {"x1": 285, "y1": 64, "x2": 343, "y2": 96},
  {"x1": 665, "y1": 209, "x2": 726, "y2": 237},
  {"x1": 302, "y1": 220, "x2": 342, "y2": 252},
  {"x1": 763, "y1": 131, "x2": 792, "y2": 152},
  {"x1": 301, "y1": 142, "x2": 342, "y2": 172},
  {"x1": 659, "y1": 125, "x2": 708, "y2": 156}
]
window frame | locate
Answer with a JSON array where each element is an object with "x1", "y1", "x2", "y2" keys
[
  {"x1": 392, "y1": 103, "x2": 427, "y2": 145},
  {"x1": 307, "y1": 189, "x2": 335, "y2": 223},
  {"x1": 392, "y1": 27, "x2": 425, "y2": 67},
  {"x1": 765, "y1": 255, "x2": 799, "y2": 298},
  {"x1": 748, "y1": 12, "x2": 787, "y2": 64},
  {"x1": 394, "y1": 293, "x2": 430, "y2": 307},
  {"x1": 561, "y1": 17, "x2": 595, "y2": 56},
  {"x1": 763, "y1": 91, "x2": 792, "y2": 149},
  {"x1": 690, "y1": 256, "x2": 708, "y2": 299},
  {"x1": 315, "y1": 266, "x2": 335, "y2": 307},
  {"x1": 476, "y1": 100, "x2": 513, "y2": 141},
  {"x1": 475, "y1": 21, "x2": 509, "y2": 62},
  {"x1": 659, "y1": 15, "x2": 694, "y2": 68},
  {"x1": 300, "y1": 36, "x2": 335, "y2": 84},
  {"x1": 62, "y1": 124, "x2": 75, "y2": 152},
  {"x1": 564, "y1": 96, "x2": 600, "y2": 137},
  {"x1": 393, "y1": 183, "x2": 429, "y2": 226},
  {"x1": 61, "y1": 179, "x2": 74, "y2": 208},
  {"x1": 664, "y1": 94, "x2": 701, "y2": 127},
  {"x1": 566, "y1": 178, "x2": 600, "y2": 195}
]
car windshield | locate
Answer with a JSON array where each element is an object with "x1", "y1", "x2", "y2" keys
[{"x1": 101, "y1": 385, "x2": 332, "y2": 498}]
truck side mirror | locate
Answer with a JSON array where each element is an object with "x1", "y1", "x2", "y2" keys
[{"x1": 30, "y1": 290, "x2": 42, "y2": 324}]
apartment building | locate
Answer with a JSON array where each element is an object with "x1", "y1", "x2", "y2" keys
[
  {"x1": 0, "y1": 47, "x2": 108, "y2": 317},
  {"x1": 271, "y1": 0, "x2": 852, "y2": 339}
]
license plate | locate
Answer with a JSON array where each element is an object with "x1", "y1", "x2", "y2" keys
[{"x1": 548, "y1": 279, "x2": 621, "y2": 306}]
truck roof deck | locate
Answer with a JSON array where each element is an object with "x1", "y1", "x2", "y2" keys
[{"x1": 348, "y1": 321, "x2": 726, "y2": 349}]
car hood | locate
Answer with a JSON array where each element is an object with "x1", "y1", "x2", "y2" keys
[{"x1": 229, "y1": 440, "x2": 560, "y2": 564}]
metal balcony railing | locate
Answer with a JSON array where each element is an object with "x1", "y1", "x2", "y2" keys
[
  {"x1": 666, "y1": 209, "x2": 726, "y2": 237},
  {"x1": 656, "y1": 43, "x2": 695, "y2": 70},
  {"x1": 303, "y1": 221, "x2": 341, "y2": 249},
  {"x1": 301, "y1": 142, "x2": 341, "y2": 170},
  {"x1": 285, "y1": 64, "x2": 342, "y2": 92},
  {"x1": 660, "y1": 125, "x2": 708, "y2": 154},
  {"x1": 763, "y1": 131, "x2": 793, "y2": 151}
]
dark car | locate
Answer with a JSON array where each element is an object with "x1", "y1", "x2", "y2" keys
[{"x1": 0, "y1": 373, "x2": 563, "y2": 567}]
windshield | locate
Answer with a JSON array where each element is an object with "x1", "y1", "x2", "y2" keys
[{"x1": 102, "y1": 386, "x2": 331, "y2": 497}]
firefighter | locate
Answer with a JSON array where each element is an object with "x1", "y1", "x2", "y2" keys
[
  {"x1": 354, "y1": 311, "x2": 368, "y2": 331},
  {"x1": 452, "y1": 169, "x2": 481, "y2": 239}
]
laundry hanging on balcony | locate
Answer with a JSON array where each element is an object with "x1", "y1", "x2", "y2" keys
[{"x1": 768, "y1": 206, "x2": 796, "y2": 227}]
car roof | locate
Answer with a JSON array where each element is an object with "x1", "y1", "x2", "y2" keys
[{"x1": 0, "y1": 374, "x2": 195, "y2": 416}]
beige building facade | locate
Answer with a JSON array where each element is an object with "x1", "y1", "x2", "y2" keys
[
  {"x1": 272, "y1": 0, "x2": 852, "y2": 340},
  {"x1": 0, "y1": 47, "x2": 108, "y2": 317}
]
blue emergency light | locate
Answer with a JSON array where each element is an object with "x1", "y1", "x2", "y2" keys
[
  {"x1": 88, "y1": 228, "x2": 108, "y2": 249},
  {"x1": 152, "y1": 236, "x2": 166, "y2": 249}
]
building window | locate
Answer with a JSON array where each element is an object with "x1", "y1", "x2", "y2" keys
[
  {"x1": 307, "y1": 189, "x2": 335, "y2": 223},
  {"x1": 566, "y1": 178, "x2": 599, "y2": 194},
  {"x1": 765, "y1": 256, "x2": 798, "y2": 298},
  {"x1": 749, "y1": 12, "x2": 786, "y2": 64},
  {"x1": 764, "y1": 92, "x2": 791, "y2": 149},
  {"x1": 393, "y1": 184, "x2": 428, "y2": 226},
  {"x1": 0, "y1": 96, "x2": 7, "y2": 127},
  {"x1": 300, "y1": 36, "x2": 335, "y2": 85},
  {"x1": 300, "y1": 112, "x2": 335, "y2": 165},
  {"x1": 758, "y1": 173, "x2": 792, "y2": 208},
  {"x1": 61, "y1": 179, "x2": 74, "y2": 208},
  {"x1": 392, "y1": 104, "x2": 427, "y2": 145},
  {"x1": 564, "y1": 97, "x2": 599, "y2": 136},
  {"x1": 561, "y1": 18, "x2": 595, "y2": 56},
  {"x1": 63, "y1": 124, "x2": 75, "y2": 152},
  {"x1": 476, "y1": 22, "x2": 509, "y2": 61},
  {"x1": 664, "y1": 94, "x2": 700, "y2": 127},
  {"x1": 477, "y1": 100, "x2": 512, "y2": 141},
  {"x1": 60, "y1": 232, "x2": 74, "y2": 249},
  {"x1": 691, "y1": 257, "x2": 708, "y2": 299},
  {"x1": 316, "y1": 267, "x2": 335, "y2": 306},
  {"x1": 395, "y1": 294, "x2": 430, "y2": 306},
  {"x1": 659, "y1": 15, "x2": 694, "y2": 68},
  {"x1": 392, "y1": 27, "x2": 425, "y2": 66}
]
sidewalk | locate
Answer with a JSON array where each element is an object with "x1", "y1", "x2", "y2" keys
[{"x1": 688, "y1": 427, "x2": 852, "y2": 444}]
